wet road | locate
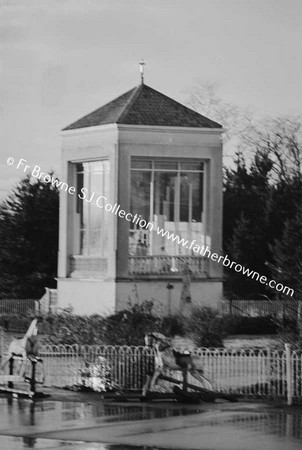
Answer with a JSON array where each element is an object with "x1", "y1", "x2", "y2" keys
[{"x1": 0, "y1": 394, "x2": 302, "y2": 449}]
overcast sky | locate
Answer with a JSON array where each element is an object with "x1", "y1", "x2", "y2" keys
[{"x1": 1, "y1": 0, "x2": 301, "y2": 199}]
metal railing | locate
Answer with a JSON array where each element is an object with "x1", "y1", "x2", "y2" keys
[
  {"x1": 0, "y1": 289, "x2": 58, "y2": 317},
  {"x1": 0, "y1": 299, "x2": 38, "y2": 315},
  {"x1": 39, "y1": 345, "x2": 154, "y2": 390},
  {"x1": 128, "y1": 255, "x2": 208, "y2": 276},
  {"x1": 69, "y1": 256, "x2": 108, "y2": 278},
  {"x1": 1, "y1": 343, "x2": 300, "y2": 401},
  {"x1": 221, "y1": 299, "x2": 302, "y2": 319}
]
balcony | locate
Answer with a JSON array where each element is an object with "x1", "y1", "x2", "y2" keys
[
  {"x1": 69, "y1": 256, "x2": 108, "y2": 278},
  {"x1": 128, "y1": 255, "x2": 208, "y2": 277}
]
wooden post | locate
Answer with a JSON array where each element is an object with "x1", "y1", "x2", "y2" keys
[
  {"x1": 266, "y1": 347, "x2": 272, "y2": 397},
  {"x1": 166, "y1": 283, "x2": 173, "y2": 317},
  {"x1": 8, "y1": 358, "x2": 14, "y2": 389},
  {"x1": 182, "y1": 369, "x2": 188, "y2": 392},
  {"x1": 30, "y1": 359, "x2": 36, "y2": 394}
]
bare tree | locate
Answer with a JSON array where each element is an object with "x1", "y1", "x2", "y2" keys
[
  {"x1": 242, "y1": 116, "x2": 302, "y2": 182},
  {"x1": 183, "y1": 80, "x2": 253, "y2": 142},
  {"x1": 184, "y1": 80, "x2": 302, "y2": 183}
]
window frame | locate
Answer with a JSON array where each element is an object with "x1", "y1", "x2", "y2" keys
[
  {"x1": 75, "y1": 160, "x2": 109, "y2": 257},
  {"x1": 130, "y1": 157, "x2": 207, "y2": 256}
]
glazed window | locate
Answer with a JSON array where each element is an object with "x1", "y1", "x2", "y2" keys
[
  {"x1": 129, "y1": 158, "x2": 206, "y2": 256},
  {"x1": 76, "y1": 160, "x2": 110, "y2": 256}
]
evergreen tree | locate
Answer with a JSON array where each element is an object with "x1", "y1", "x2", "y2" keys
[
  {"x1": 223, "y1": 151, "x2": 272, "y2": 297},
  {"x1": 0, "y1": 174, "x2": 59, "y2": 298},
  {"x1": 271, "y1": 203, "x2": 302, "y2": 300},
  {"x1": 185, "y1": 81, "x2": 302, "y2": 300},
  {"x1": 268, "y1": 177, "x2": 302, "y2": 243}
]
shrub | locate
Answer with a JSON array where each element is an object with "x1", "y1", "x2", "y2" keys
[
  {"x1": 275, "y1": 318, "x2": 302, "y2": 350},
  {"x1": 182, "y1": 306, "x2": 227, "y2": 348},
  {"x1": 35, "y1": 300, "x2": 161, "y2": 346},
  {"x1": 159, "y1": 315, "x2": 186, "y2": 337},
  {"x1": 101, "y1": 301, "x2": 161, "y2": 346},
  {"x1": 222, "y1": 316, "x2": 277, "y2": 335}
]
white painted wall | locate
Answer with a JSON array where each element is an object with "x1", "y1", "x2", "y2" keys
[
  {"x1": 116, "y1": 280, "x2": 222, "y2": 316},
  {"x1": 57, "y1": 279, "x2": 116, "y2": 315}
]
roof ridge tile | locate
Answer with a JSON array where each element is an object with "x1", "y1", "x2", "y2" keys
[{"x1": 116, "y1": 84, "x2": 142, "y2": 123}]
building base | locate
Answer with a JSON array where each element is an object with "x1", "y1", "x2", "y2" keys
[
  {"x1": 116, "y1": 278, "x2": 223, "y2": 316},
  {"x1": 57, "y1": 278, "x2": 116, "y2": 315},
  {"x1": 57, "y1": 277, "x2": 222, "y2": 316}
]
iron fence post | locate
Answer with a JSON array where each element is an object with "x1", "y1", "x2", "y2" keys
[{"x1": 285, "y1": 343, "x2": 293, "y2": 406}]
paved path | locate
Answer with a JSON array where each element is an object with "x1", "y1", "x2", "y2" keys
[{"x1": 0, "y1": 390, "x2": 302, "y2": 449}]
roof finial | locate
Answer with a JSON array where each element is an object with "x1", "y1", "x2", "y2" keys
[{"x1": 139, "y1": 59, "x2": 146, "y2": 84}]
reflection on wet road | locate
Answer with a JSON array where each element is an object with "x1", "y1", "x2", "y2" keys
[
  {"x1": 0, "y1": 396, "x2": 201, "y2": 428},
  {"x1": 0, "y1": 396, "x2": 302, "y2": 449},
  {"x1": 0, "y1": 436, "x2": 162, "y2": 450}
]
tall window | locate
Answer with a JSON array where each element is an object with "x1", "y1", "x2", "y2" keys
[
  {"x1": 129, "y1": 159, "x2": 206, "y2": 256},
  {"x1": 76, "y1": 160, "x2": 110, "y2": 256}
]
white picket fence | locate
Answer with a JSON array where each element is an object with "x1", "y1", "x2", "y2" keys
[
  {"x1": 0, "y1": 336, "x2": 301, "y2": 402},
  {"x1": 38, "y1": 345, "x2": 302, "y2": 402},
  {"x1": 39, "y1": 345, "x2": 154, "y2": 391}
]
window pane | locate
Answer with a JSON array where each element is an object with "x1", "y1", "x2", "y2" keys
[
  {"x1": 80, "y1": 229, "x2": 88, "y2": 256},
  {"x1": 131, "y1": 160, "x2": 152, "y2": 169},
  {"x1": 180, "y1": 174, "x2": 189, "y2": 222},
  {"x1": 154, "y1": 172, "x2": 176, "y2": 221},
  {"x1": 154, "y1": 161, "x2": 178, "y2": 170},
  {"x1": 82, "y1": 170, "x2": 90, "y2": 232},
  {"x1": 192, "y1": 172, "x2": 203, "y2": 222},
  {"x1": 76, "y1": 163, "x2": 84, "y2": 173},
  {"x1": 178, "y1": 171, "x2": 204, "y2": 254},
  {"x1": 76, "y1": 172, "x2": 83, "y2": 214},
  {"x1": 180, "y1": 172, "x2": 203, "y2": 222},
  {"x1": 82, "y1": 162, "x2": 90, "y2": 174},
  {"x1": 76, "y1": 160, "x2": 109, "y2": 256},
  {"x1": 180, "y1": 161, "x2": 204, "y2": 171},
  {"x1": 128, "y1": 158, "x2": 207, "y2": 258},
  {"x1": 90, "y1": 165, "x2": 103, "y2": 198},
  {"x1": 89, "y1": 228, "x2": 102, "y2": 255},
  {"x1": 130, "y1": 171, "x2": 151, "y2": 222},
  {"x1": 91, "y1": 161, "x2": 106, "y2": 174},
  {"x1": 129, "y1": 171, "x2": 152, "y2": 256}
]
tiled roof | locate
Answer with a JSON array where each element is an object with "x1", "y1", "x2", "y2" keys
[{"x1": 63, "y1": 84, "x2": 222, "y2": 131}]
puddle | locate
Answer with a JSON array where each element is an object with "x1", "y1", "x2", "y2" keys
[
  {"x1": 0, "y1": 396, "x2": 201, "y2": 429},
  {"x1": 0, "y1": 436, "x2": 170, "y2": 449},
  {"x1": 204, "y1": 411, "x2": 302, "y2": 440},
  {"x1": 1, "y1": 397, "x2": 302, "y2": 449}
]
